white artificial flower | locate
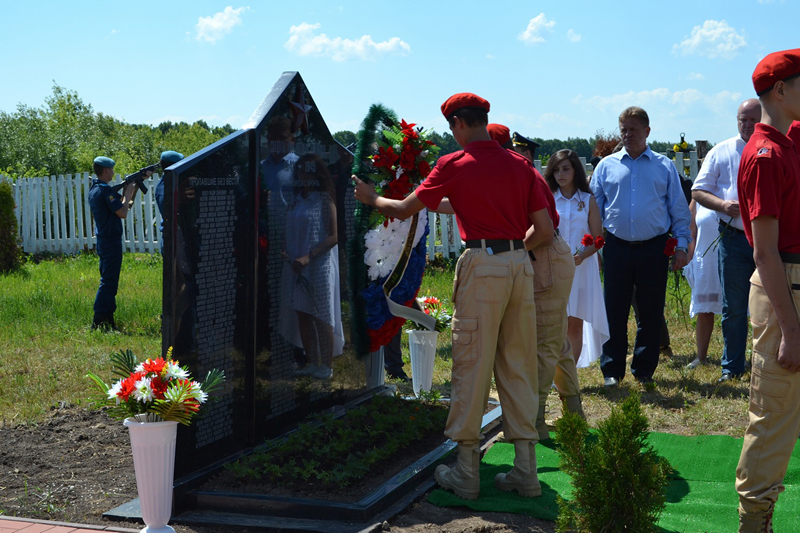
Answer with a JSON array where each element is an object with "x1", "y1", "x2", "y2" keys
[
  {"x1": 364, "y1": 209, "x2": 428, "y2": 280},
  {"x1": 108, "y1": 380, "x2": 123, "y2": 400},
  {"x1": 133, "y1": 376, "x2": 154, "y2": 403},
  {"x1": 165, "y1": 361, "x2": 189, "y2": 380}
]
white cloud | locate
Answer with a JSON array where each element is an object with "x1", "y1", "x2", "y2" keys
[
  {"x1": 195, "y1": 6, "x2": 249, "y2": 44},
  {"x1": 672, "y1": 20, "x2": 746, "y2": 60},
  {"x1": 686, "y1": 72, "x2": 706, "y2": 81},
  {"x1": 567, "y1": 29, "x2": 582, "y2": 42},
  {"x1": 573, "y1": 88, "x2": 741, "y2": 115},
  {"x1": 285, "y1": 22, "x2": 410, "y2": 61},
  {"x1": 486, "y1": 54, "x2": 495, "y2": 60},
  {"x1": 518, "y1": 13, "x2": 555, "y2": 44}
]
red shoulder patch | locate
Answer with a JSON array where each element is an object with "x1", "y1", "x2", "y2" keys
[{"x1": 755, "y1": 139, "x2": 772, "y2": 158}]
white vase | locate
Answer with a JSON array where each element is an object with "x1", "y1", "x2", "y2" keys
[
  {"x1": 407, "y1": 329, "x2": 438, "y2": 397},
  {"x1": 124, "y1": 416, "x2": 178, "y2": 533}
]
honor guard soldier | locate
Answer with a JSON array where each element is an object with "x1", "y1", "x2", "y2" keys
[
  {"x1": 354, "y1": 93, "x2": 553, "y2": 500},
  {"x1": 512, "y1": 132, "x2": 541, "y2": 161},
  {"x1": 154, "y1": 150, "x2": 185, "y2": 253},
  {"x1": 88, "y1": 156, "x2": 138, "y2": 330}
]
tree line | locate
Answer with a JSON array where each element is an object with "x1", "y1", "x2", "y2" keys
[
  {"x1": 0, "y1": 84, "x2": 235, "y2": 179},
  {"x1": 1, "y1": 85, "x2": 688, "y2": 179}
]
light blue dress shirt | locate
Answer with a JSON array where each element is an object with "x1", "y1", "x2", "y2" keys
[{"x1": 590, "y1": 146, "x2": 691, "y2": 248}]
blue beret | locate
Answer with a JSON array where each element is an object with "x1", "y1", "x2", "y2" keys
[
  {"x1": 93, "y1": 156, "x2": 115, "y2": 168},
  {"x1": 160, "y1": 151, "x2": 184, "y2": 165}
]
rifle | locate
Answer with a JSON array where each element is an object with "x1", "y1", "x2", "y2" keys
[{"x1": 110, "y1": 163, "x2": 160, "y2": 194}]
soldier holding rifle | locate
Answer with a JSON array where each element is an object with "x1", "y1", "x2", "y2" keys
[{"x1": 88, "y1": 156, "x2": 145, "y2": 330}]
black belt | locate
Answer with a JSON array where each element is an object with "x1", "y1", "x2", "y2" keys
[
  {"x1": 719, "y1": 222, "x2": 746, "y2": 236},
  {"x1": 607, "y1": 232, "x2": 667, "y2": 247},
  {"x1": 465, "y1": 239, "x2": 525, "y2": 255},
  {"x1": 780, "y1": 252, "x2": 800, "y2": 264}
]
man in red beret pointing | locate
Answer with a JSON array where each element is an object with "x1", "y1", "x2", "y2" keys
[
  {"x1": 735, "y1": 48, "x2": 800, "y2": 532},
  {"x1": 354, "y1": 93, "x2": 553, "y2": 500}
]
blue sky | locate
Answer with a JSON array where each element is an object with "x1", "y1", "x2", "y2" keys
[{"x1": 1, "y1": 1, "x2": 796, "y2": 146}]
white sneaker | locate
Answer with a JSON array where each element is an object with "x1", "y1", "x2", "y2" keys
[{"x1": 310, "y1": 365, "x2": 333, "y2": 380}]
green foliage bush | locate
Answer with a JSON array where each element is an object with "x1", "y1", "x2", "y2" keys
[
  {"x1": 555, "y1": 390, "x2": 671, "y2": 533},
  {"x1": 0, "y1": 181, "x2": 21, "y2": 273}
]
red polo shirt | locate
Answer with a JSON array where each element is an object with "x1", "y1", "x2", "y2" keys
[
  {"x1": 738, "y1": 122, "x2": 800, "y2": 253},
  {"x1": 415, "y1": 140, "x2": 548, "y2": 241}
]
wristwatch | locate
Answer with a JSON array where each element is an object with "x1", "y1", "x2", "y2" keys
[{"x1": 675, "y1": 246, "x2": 688, "y2": 254}]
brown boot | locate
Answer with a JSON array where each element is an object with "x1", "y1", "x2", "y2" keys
[
  {"x1": 494, "y1": 440, "x2": 542, "y2": 497},
  {"x1": 561, "y1": 394, "x2": 586, "y2": 419},
  {"x1": 738, "y1": 505, "x2": 774, "y2": 533},
  {"x1": 434, "y1": 442, "x2": 480, "y2": 500},
  {"x1": 535, "y1": 397, "x2": 549, "y2": 440}
]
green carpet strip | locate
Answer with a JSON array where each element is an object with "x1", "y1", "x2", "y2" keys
[{"x1": 428, "y1": 432, "x2": 800, "y2": 532}]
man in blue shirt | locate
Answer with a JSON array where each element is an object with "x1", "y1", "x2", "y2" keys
[
  {"x1": 591, "y1": 107, "x2": 691, "y2": 386},
  {"x1": 88, "y1": 156, "x2": 138, "y2": 330}
]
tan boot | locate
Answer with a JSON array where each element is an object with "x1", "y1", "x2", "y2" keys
[
  {"x1": 738, "y1": 505, "x2": 774, "y2": 533},
  {"x1": 535, "y1": 397, "x2": 549, "y2": 440},
  {"x1": 434, "y1": 442, "x2": 480, "y2": 500},
  {"x1": 561, "y1": 394, "x2": 586, "y2": 419},
  {"x1": 494, "y1": 440, "x2": 542, "y2": 497}
]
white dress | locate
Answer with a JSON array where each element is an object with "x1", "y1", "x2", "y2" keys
[
  {"x1": 279, "y1": 191, "x2": 345, "y2": 356},
  {"x1": 683, "y1": 203, "x2": 723, "y2": 317},
  {"x1": 554, "y1": 189, "x2": 610, "y2": 368}
]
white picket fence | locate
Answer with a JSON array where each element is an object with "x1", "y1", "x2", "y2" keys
[
  {"x1": 2, "y1": 152, "x2": 696, "y2": 258},
  {"x1": 3, "y1": 173, "x2": 161, "y2": 254}
]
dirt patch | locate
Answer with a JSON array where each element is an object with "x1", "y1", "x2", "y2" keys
[{"x1": 0, "y1": 404, "x2": 556, "y2": 533}]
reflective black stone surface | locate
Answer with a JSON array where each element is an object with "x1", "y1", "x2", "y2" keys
[{"x1": 162, "y1": 72, "x2": 361, "y2": 477}]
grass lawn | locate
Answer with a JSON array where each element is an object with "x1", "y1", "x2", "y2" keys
[{"x1": 0, "y1": 253, "x2": 751, "y2": 437}]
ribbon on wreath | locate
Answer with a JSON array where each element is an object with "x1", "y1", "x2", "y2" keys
[{"x1": 381, "y1": 213, "x2": 436, "y2": 332}]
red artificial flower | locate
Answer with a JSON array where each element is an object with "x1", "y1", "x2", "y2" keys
[
  {"x1": 581, "y1": 234, "x2": 594, "y2": 247},
  {"x1": 372, "y1": 146, "x2": 399, "y2": 170},
  {"x1": 664, "y1": 237, "x2": 678, "y2": 256},
  {"x1": 150, "y1": 375, "x2": 169, "y2": 399},
  {"x1": 399, "y1": 148, "x2": 417, "y2": 171},
  {"x1": 423, "y1": 296, "x2": 440, "y2": 306},
  {"x1": 259, "y1": 234, "x2": 268, "y2": 251},
  {"x1": 141, "y1": 357, "x2": 167, "y2": 375},
  {"x1": 594, "y1": 236, "x2": 605, "y2": 249},
  {"x1": 400, "y1": 119, "x2": 419, "y2": 139},
  {"x1": 418, "y1": 160, "x2": 431, "y2": 177}
]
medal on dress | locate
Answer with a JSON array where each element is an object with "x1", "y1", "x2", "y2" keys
[{"x1": 577, "y1": 200, "x2": 585, "y2": 211}]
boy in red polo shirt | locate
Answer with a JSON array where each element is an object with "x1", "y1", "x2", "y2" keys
[
  {"x1": 735, "y1": 48, "x2": 800, "y2": 532},
  {"x1": 354, "y1": 93, "x2": 553, "y2": 500}
]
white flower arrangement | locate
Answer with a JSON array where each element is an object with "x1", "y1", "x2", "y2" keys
[{"x1": 364, "y1": 208, "x2": 428, "y2": 280}]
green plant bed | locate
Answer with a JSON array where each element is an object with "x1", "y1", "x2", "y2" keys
[{"x1": 201, "y1": 394, "x2": 451, "y2": 503}]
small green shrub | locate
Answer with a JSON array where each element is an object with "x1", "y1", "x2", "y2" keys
[
  {"x1": 0, "y1": 181, "x2": 22, "y2": 273},
  {"x1": 555, "y1": 390, "x2": 671, "y2": 533}
]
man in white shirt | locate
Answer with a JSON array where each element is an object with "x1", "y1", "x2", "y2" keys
[{"x1": 691, "y1": 98, "x2": 761, "y2": 382}]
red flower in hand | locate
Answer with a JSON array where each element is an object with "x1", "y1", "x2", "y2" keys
[
  {"x1": 581, "y1": 234, "x2": 594, "y2": 247},
  {"x1": 594, "y1": 236, "x2": 605, "y2": 249},
  {"x1": 664, "y1": 237, "x2": 678, "y2": 256}
]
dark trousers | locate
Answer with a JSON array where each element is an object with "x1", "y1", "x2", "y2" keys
[
  {"x1": 94, "y1": 236, "x2": 122, "y2": 316},
  {"x1": 601, "y1": 233, "x2": 669, "y2": 380},
  {"x1": 384, "y1": 329, "x2": 405, "y2": 375}
]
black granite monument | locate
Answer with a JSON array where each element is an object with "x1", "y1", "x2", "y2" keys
[{"x1": 161, "y1": 72, "x2": 366, "y2": 477}]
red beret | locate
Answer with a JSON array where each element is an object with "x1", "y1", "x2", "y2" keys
[
  {"x1": 440, "y1": 93, "x2": 490, "y2": 119},
  {"x1": 753, "y1": 48, "x2": 800, "y2": 96},
  {"x1": 487, "y1": 123, "x2": 510, "y2": 145}
]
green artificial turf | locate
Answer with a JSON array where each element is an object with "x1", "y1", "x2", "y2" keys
[{"x1": 428, "y1": 432, "x2": 800, "y2": 532}]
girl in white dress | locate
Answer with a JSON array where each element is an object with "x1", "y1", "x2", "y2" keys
[
  {"x1": 279, "y1": 154, "x2": 345, "y2": 379},
  {"x1": 683, "y1": 200, "x2": 723, "y2": 368},
  {"x1": 545, "y1": 150, "x2": 610, "y2": 368}
]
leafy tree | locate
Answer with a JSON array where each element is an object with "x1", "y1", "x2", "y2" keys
[
  {"x1": 426, "y1": 130, "x2": 460, "y2": 158},
  {"x1": 333, "y1": 130, "x2": 357, "y2": 148}
]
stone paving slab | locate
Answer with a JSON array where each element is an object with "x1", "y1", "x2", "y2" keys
[{"x1": 0, "y1": 517, "x2": 138, "y2": 533}]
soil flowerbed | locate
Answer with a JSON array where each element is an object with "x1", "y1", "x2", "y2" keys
[{"x1": 0, "y1": 403, "x2": 556, "y2": 533}]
